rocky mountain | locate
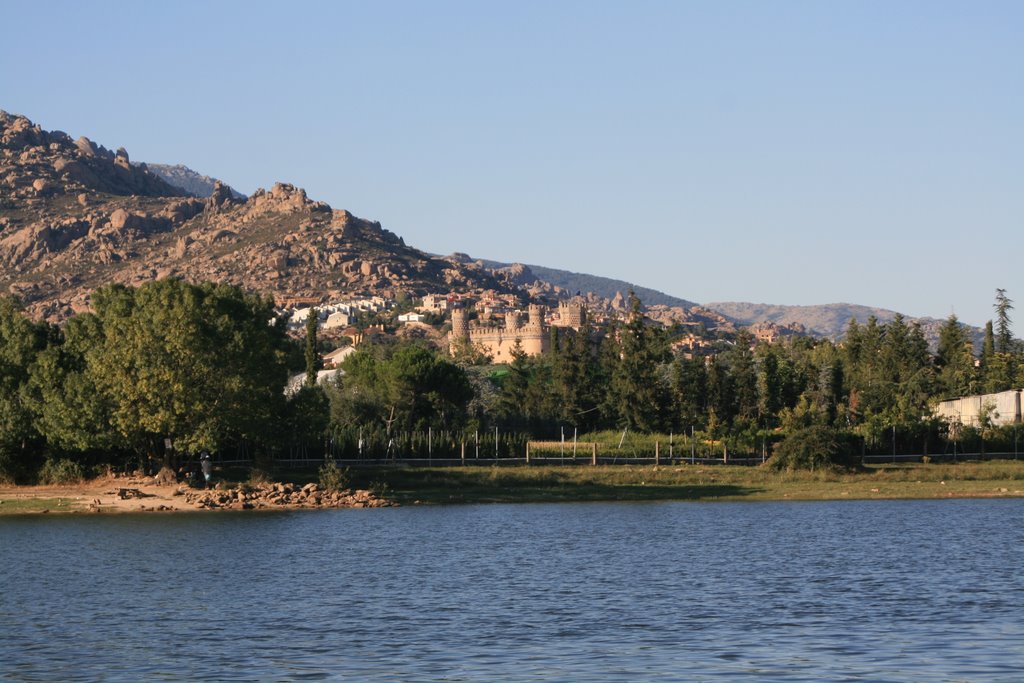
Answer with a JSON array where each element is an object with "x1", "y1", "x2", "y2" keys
[
  {"x1": 0, "y1": 110, "x2": 980, "y2": 348},
  {"x1": 0, "y1": 111, "x2": 514, "y2": 321},
  {"x1": 140, "y1": 163, "x2": 246, "y2": 200}
]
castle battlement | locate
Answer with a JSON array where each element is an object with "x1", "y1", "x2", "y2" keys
[
  {"x1": 449, "y1": 298, "x2": 589, "y2": 363},
  {"x1": 467, "y1": 323, "x2": 544, "y2": 338},
  {"x1": 449, "y1": 304, "x2": 548, "y2": 362}
]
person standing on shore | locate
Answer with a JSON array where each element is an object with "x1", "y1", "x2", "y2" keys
[{"x1": 200, "y1": 452, "x2": 213, "y2": 488}]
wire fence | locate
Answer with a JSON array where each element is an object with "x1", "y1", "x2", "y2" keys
[{"x1": 210, "y1": 425, "x2": 1024, "y2": 469}]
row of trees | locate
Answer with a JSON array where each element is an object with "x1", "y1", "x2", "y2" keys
[
  {"x1": 327, "y1": 290, "x2": 1023, "y2": 458},
  {"x1": 2, "y1": 281, "x2": 1021, "y2": 481}
]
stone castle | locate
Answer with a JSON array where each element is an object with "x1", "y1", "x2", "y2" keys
[{"x1": 449, "y1": 300, "x2": 587, "y2": 363}]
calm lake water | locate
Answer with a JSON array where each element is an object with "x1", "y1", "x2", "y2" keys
[{"x1": 2, "y1": 499, "x2": 1023, "y2": 681}]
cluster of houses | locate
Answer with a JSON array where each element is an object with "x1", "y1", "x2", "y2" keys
[{"x1": 284, "y1": 296, "x2": 391, "y2": 331}]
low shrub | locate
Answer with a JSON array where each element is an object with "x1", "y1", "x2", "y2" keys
[
  {"x1": 318, "y1": 459, "x2": 349, "y2": 492},
  {"x1": 768, "y1": 426, "x2": 860, "y2": 472},
  {"x1": 38, "y1": 458, "x2": 86, "y2": 484}
]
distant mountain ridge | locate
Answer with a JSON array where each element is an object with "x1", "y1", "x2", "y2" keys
[
  {"x1": 705, "y1": 301, "x2": 906, "y2": 338},
  {"x1": 470, "y1": 257, "x2": 696, "y2": 309},
  {"x1": 459, "y1": 254, "x2": 982, "y2": 347},
  {"x1": 140, "y1": 163, "x2": 246, "y2": 200},
  {"x1": 704, "y1": 301, "x2": 985, "y2": 349}
]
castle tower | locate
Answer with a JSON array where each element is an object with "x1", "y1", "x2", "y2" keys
[
  {"x1": 528, "y1": 304, "x2": 544, "y2": 328},
  {"x1": 451, "y1": 307, "x2": 469, "y2": 339},
  {"x1": 558, "y1": 301, "x2": 585, "y2": 329},
  {"x1": 505, "y1": 310, "x2": 521, "y2": 332}
]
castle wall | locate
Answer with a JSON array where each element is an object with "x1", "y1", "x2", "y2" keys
[{"x1": 448, "y1": 302, "x2": 578, "y2": 362}]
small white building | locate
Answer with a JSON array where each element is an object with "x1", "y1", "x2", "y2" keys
[
  {"x1": 398, "y1": 312, "x2": 425, "y2": 324},
  {"x1": 322, "y1": 346, "x2": 356, "y2": 368},
  {"x1": 934, "y1": 390, "x2": 1022, "y2": 427},
  {"x1": 323, "y1": 311, "x2": 352, "y2": 329},
  {"x1": 285, "y1": 368, "x2": 341, "y2": 396}
]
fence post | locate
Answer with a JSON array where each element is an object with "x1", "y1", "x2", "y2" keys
[
  {"x1": 592, "y1": 442, "x2": 597, "y2": 466},
  {"x1": 655, "y1": 441, "x2": 660, "y2": 466},
  {"x1": 526, "y1": 442, "x2": 530, "y2": 465},
  {"x1": 461, "y1": 441, "x2": 465, "y2": 466}
]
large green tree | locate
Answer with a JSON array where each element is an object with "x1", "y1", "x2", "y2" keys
[
  {"x1": 329, "y1": 343, "x2": 473, "y2": 432},
  {"x1": 41, "y1": 280, "x2": 292, "y2": 460},
  {"x1": 0, "y1": 297, "x2": 50, "y2": 480}
]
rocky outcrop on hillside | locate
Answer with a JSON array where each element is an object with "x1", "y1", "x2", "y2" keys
[
  {"x1": 1, "y1": 110, "x2": 187, "y2": 200},
  {"x1": 0, "y1": 112, "x2": 510, "y2": 321}
]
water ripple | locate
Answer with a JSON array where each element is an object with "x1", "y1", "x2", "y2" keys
[{"x1": 2, "y1": 499, "x2": 1024, "y2": 681}]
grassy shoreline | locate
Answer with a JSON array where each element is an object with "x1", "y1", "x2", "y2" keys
[
  {"x1": 344, "y1": 460, "x2": 1024, "y2": 506},
  {"x1": 3, "y1": 461, "x2": 1023, "y2": 514}
]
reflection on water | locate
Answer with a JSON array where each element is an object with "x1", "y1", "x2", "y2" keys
[{"x1": 2, "y1": 499, "x2": 1023, "y2": 681}]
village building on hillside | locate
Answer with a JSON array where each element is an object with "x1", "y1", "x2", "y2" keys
[
  {"x1": 671, "y1": 334, "x2": 716, "y2": 358},
  {"x1": 323, "y1": 311, "x2": 352, "y2": 329},
  {"x1": 934, "y1": 390, "x2": 1022, "y2": 427},
  {"x1": 284, "y1": 296, "x2": 392, "y2": 330},
  {"x1": 449, "y1": 299, "x2": 588, "y2": 363},
  {"x1": 419, "y1": 294, "x2": 449, "y2": 313}
]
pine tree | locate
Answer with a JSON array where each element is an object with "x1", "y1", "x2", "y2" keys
[
  {"x1": 724, "y1": 330, "x2": 759, "y2": 423},
  {"x1": 605, "y1": 292, "x2": 668, "y2": 432},
  {"x1": 935, "y1": 314, "x2": 976, "y2": 397},
  {"x1": 670, "y1": 355, "x2": 708, "y2": 431},
  {"x1": 550, "y1": 322, "x2": 600, "y2": 429}
]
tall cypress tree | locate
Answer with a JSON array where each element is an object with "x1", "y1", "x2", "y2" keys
[
  {"x1": 994, "y1": 289, "x2": 1014, "y2": 354},
  {"x1": 305, "y1": 307, "x2": 319, "y2": 388}
]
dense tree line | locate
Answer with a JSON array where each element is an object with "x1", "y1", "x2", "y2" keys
[
  {"x1": 2, "y1": 284, "x2": 1022, "y2": 482},
  {"x1": 475, "y1": 291, "x2": 1024, "y2": 459}
]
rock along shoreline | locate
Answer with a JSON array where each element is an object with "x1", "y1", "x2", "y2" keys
[{"x1": 184, "y1": 481, "x2": 396, "y2": 511}]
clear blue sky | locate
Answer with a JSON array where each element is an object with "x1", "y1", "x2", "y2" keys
[{"x1": 3, "y1": 1, "x2": 1021, "y2": 328}]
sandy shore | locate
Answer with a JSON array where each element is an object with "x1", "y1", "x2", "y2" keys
[
  {"x1": 0, "y1": 475, "x2": 394, "y2": 514},
  {"x1": 0, "y1": 476, "x2": 204, "y2": 514}
]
